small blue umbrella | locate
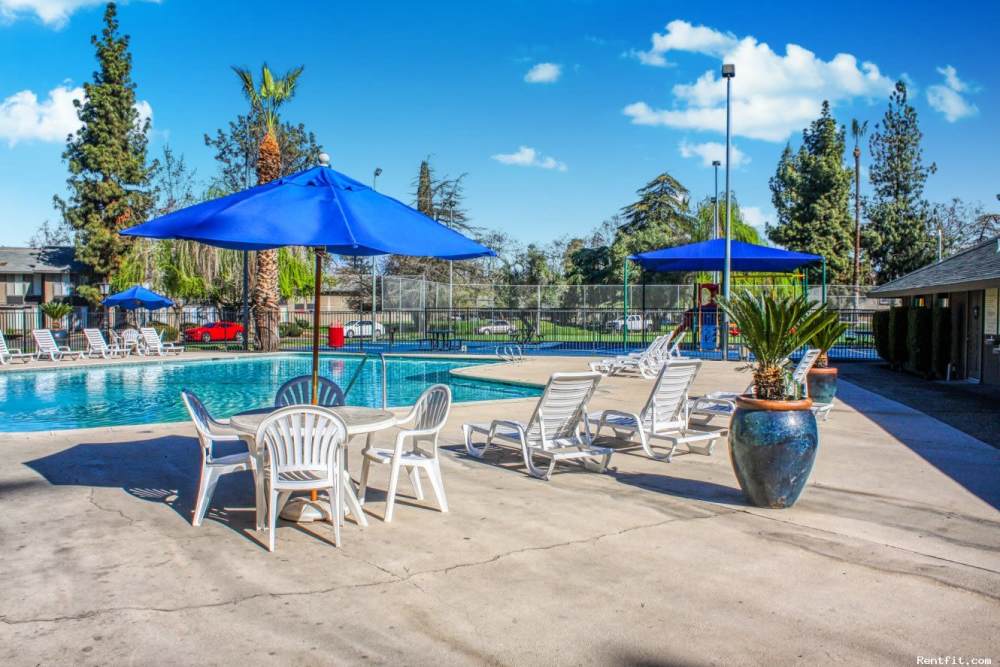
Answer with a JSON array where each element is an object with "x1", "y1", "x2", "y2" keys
[
  {"x1": 102, "y1": 285, "x2": 174, "y2": 310},
  {"x1": 629, "y1": 239, "x2": 822, "y2": 273},
  {"x1": 120, "y1": 159, "x2": 495, "y2": 403}
]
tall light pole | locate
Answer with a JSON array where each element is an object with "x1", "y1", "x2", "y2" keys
[
  {"x1": 446, "y1": 196, "x2": 455, "y2": 321},
  {"x1": 371, "y1": 167, "x2": 382, "y2": 341},
  {"x1": 721, "y1": 63, "x2": 735, "y2": 362},
  {"x1": 712, "y1": 160, "x2": 721, "y2": 240}
]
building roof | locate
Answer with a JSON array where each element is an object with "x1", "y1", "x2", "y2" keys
[
  {"x1": 869, "y1": 237, "x2": 1000, "y2": 297},
  {"x1": 0, "y1": 247, "x2": 86, "y2": 275}
]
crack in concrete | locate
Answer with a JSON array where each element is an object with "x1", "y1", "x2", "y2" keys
[
  {"x1": 0, "y1": 512, "x2": 734, "y2": 627},
  {"x1": 87, "y1": 489, "x2": 137, "y2": 526}
]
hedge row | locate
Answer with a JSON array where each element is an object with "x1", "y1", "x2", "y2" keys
[{"x1": 873, "y1": 305, "x2": 952, "y2": 379}]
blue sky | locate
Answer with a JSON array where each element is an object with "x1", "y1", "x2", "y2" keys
[{"x1": 1, "y1": 0, "x2": 996, "y2": 248}]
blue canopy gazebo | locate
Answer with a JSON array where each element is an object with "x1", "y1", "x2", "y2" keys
[{"x1": 627, "y1": 239, "x2": 825, "y2": 354}]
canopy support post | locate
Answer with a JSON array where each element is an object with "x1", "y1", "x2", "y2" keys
[
  {"x1": 311, "y1": 250, "x2": 324, "y2": 405},
  {"x1": 623, "y1": 260, "x2": 629, "y2": 349},
  {"x1": 371, "y1": 257, "x2": 377, "y2": 343},
  {"x1": 821, "y1": 257, "x2": 827, "y2": 305},
  {"x1": 241, "y1": 251, "x2": 249, "y2": 351}
]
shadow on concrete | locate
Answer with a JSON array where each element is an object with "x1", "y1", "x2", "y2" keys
[
  {"x1": 23, "y1": 435, "x2": 260, "y2": 531},
  {"x1": 610, "y1": 470, "x2": 748, "y2": 506},
  {"x1": 835, "y1": 377, "x2": 1000, "y2": 510}
]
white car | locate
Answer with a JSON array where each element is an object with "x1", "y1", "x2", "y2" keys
[
  {"x1": 476, "y1": 319, "x2": 515, "y2": 335},
  {"x1": 343, "y1": 320, "x2": 385, "y2": 338},
  {"x1": 606, "y1": 314, "x2": 653, "y2": 332}
]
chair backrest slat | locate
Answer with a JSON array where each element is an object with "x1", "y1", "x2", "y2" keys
[
  {"x1": 413, "y1": 384, "x2": 451, "y2": 432},
  {"x1": 0, "y1": 331, "x2": 11, "y2": 355},
  {"x1": 526, "y1": 372, "x2": 601, "y2": 447},
  {"x1": 257, "y1": 406, "x2": 346, "y2": 475},
  {"x1": 140, "y1": 327, "x2": 163, "y2": 351},
  {"x1": 642, "y1": 359, "x2": 701, "y2": 428},
  {"x1": 32, "y1": 329, "x2": 57, "y2": 352},
  {"x1": 275, "y1": 375, "x2": 346, "y2": 408},
  {"x1": 792, "y1": 349, "x2": 822, "y2": 386},
  {"x1": 84, "y1": 328, "x2": 108, "y2": 352}
]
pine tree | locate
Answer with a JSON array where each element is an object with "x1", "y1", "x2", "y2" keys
[
  {"x1": 54, "y1": 2, "x2": 154, "y2": 301},
  {"x1": 416, "y1": 160, "x2": 433, "y2": 216},
  {"x1": 610, "y1": 172, "x2": 695, "y2": 281},
  {"x1": 864, "y1": 81, "x2": 936, "y2": 282},
  {"x1": 767, "y1": 101, "x2": 854, "y2": 282}
]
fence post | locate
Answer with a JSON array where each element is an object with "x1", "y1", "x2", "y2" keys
[
  {"x1": 536, "y1": 284, "x2": 541, "y2": 337},
  {"x1": 622, "y1": 261, "x2": 629, "y2": 350}
]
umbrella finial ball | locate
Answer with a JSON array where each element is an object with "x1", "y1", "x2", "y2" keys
[{"x1": 318, "y1": 153, "x2": 331, "y2": 167}]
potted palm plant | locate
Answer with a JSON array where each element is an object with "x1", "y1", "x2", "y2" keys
[
  {"x1": 807, "y1": 313, "x2": 849, "y2": 404},
  {"x1": 716, "y1": 291, "x2": 838, "y2": 508},
  {"x1": 40, "y1": 301, "x2": 74, "y2": 343}
]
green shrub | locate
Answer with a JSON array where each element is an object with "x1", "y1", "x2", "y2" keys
[
  {"x1": 872, "y1": 310, "x2": 891, "y2": 363},
  {"x1": 931, "y1": 306, "x2": 952, "y2": 379},
  {"x1": 279, "y1": 322, "x2": 303, "y2": 338},
  {"x1": 149, "y1": 320, "x2": 179, "y2": 343},
  {"x1": 905, "y1": 308, "x2": 932, "y2": 376},
  {"x1": 294, "y1": 317, "x2": 312, "y2": 329},
  {"x1": 888, "y1": 305, "x2": 909, "y2": 368}
]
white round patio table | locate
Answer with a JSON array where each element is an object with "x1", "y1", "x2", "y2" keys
[{"x1": 231, "y1": 406, "x2": 396, "y2": 526}]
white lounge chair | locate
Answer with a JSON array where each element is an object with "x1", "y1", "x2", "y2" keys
[
  {"x1": 590, "y1": 326, "x2": 686, "y2": 378},
  {"x1": 688, "y1": 348, "x2": 824, "y2": 424},
  {"x1": 359, "y1": 384, "x2": 451, "y2": 522},
  {"x1": 181, "y1": 390, "x2": 254, "y2": 527},
  {"x1": 0, "y1": 331, "x2": 32, "y2": 365},
  {"x1": 463, "y1": 371, "x2": 612, "y2": 480},
  {"x1": 587, "y1": 358, "x2": 727, "y2": 461},
  {"x1": 256, "y1": 405, "x2": 349, "y2": 552},
  {"x1": 32, "y1": 329, "x2": 84, "y2": 361},
  {"x1": 140, "y1": 327, "x2": 184, "y2": 356},
  {"x1": 84, "y1": 328, "x2": 127, "y2": 359}
]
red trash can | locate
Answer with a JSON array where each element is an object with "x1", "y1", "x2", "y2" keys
[{"x1": 328, "y1": 325, "x2": 344, "y2": 348}]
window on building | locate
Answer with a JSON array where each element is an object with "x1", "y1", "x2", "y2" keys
[
  {"x1": 5, "y1": 274, "x2": 30, "y2": 297},
  {"x1": 52, "y1": 274, "x2": 73, "y2": 297}
]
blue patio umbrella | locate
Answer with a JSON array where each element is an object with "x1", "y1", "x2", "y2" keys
[
  {"x1": 102, "y1": 285, "x2": 175, "y2": 310},
  {"x1": 120, "y1": 158, "x2": 495, "y2": 402}
]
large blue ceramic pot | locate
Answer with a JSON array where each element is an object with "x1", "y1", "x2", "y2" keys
[
  {"x1": 807, "y1": 367, "x2": 838, "y2": 403},
  {"x1": 729, "y1": 396, "x2": 818, "y2": 508}
]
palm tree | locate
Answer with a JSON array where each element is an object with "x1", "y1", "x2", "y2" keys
[
  {"x1": 233, "y1": 63, "x2": 304, "y2": 351},
  {"x1": 850, "y1": 119, "x2": 868, "y2": 294}
]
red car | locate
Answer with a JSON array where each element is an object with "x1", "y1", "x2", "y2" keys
[{"x1": 184, "y1": 321, "x2": 245, "y2": 344}]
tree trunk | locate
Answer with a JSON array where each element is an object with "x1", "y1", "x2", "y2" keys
[{"x1": 253, "y1": 130, "x2": 282, "y2": 351}]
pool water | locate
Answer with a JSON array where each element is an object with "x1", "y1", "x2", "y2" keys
[{"x1": 0, "y1": 355, "x2": 540, "y2": 432}]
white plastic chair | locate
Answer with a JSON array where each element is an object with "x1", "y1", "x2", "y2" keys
[
  {"x1": 274, "y1": 375, "x2": 345, "y2": 408},
  {"x1": 463, "y1": 371, "x2": 611, "y2": 480},
  {"x1": 359, "y1": 384, "x2": 451, "y2": 522},
  {"x1": 0, "y1": 331, "x2": 32, "y2": 365},
  {"x1": 32, "y1": 329, "x2": 83, "y2": 361},
  {"x1": 140, "y1": 327, "x2": 184, "y2": 356},
  {"x1": 255, "y1": 406, "x2": 348, "y2": 552},
  {"x1": 588, "y1": 359, "x2": 726, "y2": 461},
  {"x1": 84, "y1": 328, "x2": 126, "y2": 359},
  {"x1": 688, "y1": 348, "x2": 823, "y2": 424},
  {"x1": 116, "y1": 329, "x2": 144, "y2": 355},
  {"x1": 181, "y1": 390, "x2": 254, "y2": 527}
]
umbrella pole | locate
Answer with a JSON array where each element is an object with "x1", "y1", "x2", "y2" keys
[{"x1": 311, "y1": 250, "x2": 324, "y2": 405}]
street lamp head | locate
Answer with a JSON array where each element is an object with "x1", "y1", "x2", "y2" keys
[
  {"x1": 721, "y1": 63, "x2": 735, "y2": 78},
  {"x1": 98, "y1": 280, "x2": 110, "y2": 296},
  {"x1": 317, "y1": 152, "x2": 331, "y2": 166},
  {"x1": 712, "y1": 160, "x2": 721, "y2": 167},
  {"x1": 374, "y1": 167, "x2": 383, "y2": 177}
]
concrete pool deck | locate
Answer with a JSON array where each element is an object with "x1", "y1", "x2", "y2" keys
[{"x1": 0, "y1": 356, "x2": 997, "y2": 665}]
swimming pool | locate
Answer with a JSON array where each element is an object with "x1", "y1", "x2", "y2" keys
[{"x1": 0, "y1": 355, "x2": 540, "y2": 432}]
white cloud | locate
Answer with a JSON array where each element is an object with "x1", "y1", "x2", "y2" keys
[
  {"x1": 678, "y1": 139, "x2": 748, "y2": 168},
  {"x1": 524, "y1": 62, "x2": 562, "y2": 84},
  {"x1": 0, "y1": 0, "x2": 103, "y2": 27},
  {"x1": 741, "y1": 206, "x2": 769, "y2": 231},
  {"x1": 926, "y1": 65, "x2": 978, "y2": 123},
  {"x1": 624, "y1": 20, "x2": 895, "y2": 142},
  {"x1": 0, "y1": 84, "x2": 153, "y2": 146},
  {"x1": 491, "y1": 146, "x2": 567, "y2": 171},
  {"x1": 0, "y1": 85, "x2": 81, "y2": 145}
]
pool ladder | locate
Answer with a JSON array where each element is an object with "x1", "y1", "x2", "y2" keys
[{"x1": 342, "y1": 352, "x2": 389, "y2": 409}]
